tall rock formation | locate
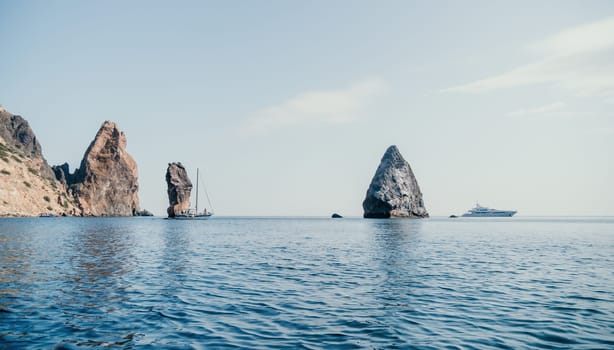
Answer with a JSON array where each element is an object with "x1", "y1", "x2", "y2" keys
[
  {"x1": 56, "y1": 121, "x2": 140, "y2": 216},
  {"x1": 166, "y1": 162, "x2": 192, "y2": 217},
  {"x1": 363, "y1": 145, "x2": 428, "y2": 218},
  {"x1": 1, "y1": 106, "x2": 79, "y2": 216},
  {"x1": 1, "y1": 106, "x2": 145, "y2": 217}
]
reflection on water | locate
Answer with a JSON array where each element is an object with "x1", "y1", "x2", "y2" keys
[
  {"x1": 369, "y1": 219, "x2": 423, "y2": 260},
  {"x1": 0, "y1": 233, "x2": 20, "y2": 284},
  {"x1": 369, "y1": 219, "x2": 423, "y2": 284},
  {"x1": 0, "y1": 219, "x2": 142, "y2": 347},
  {"x1": 159, "y1": 221, "x2": 193, "y2": 293},
  {"x1": 0, "y1": 217, "x2": 613, "y2": 348},
  {"x1": 367, "y1": 220, "x2": 426, "y2": 313},
  {"x1": 0, "y1": 223, "x2": 42, "y2": 313},
  {"x1": 68, "y1": 221, "x2": 134, "y2": 281},
  {"x1": 63, "y1": 221, "x2": 134, "y2": 313},
  {"x1": 0, "y1": 230, "x2": 26, "y2": 310}
]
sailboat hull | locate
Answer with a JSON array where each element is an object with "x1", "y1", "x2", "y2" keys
[{"x1": 173, "y1": 213, "x2": 213, "y2": 220}]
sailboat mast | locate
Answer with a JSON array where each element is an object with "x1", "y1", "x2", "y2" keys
[{"x1": 195, "y1": 168, "x2": 199, "y2": 213}]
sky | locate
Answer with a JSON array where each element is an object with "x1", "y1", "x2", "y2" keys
[{"x1": 1, "y1": 0, "x2": 613, "y2": 216}]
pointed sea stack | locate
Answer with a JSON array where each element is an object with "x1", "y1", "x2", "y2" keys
[
  {"x1": 60, "y1": 121, "x2": 140, "y2": 216},
  {"x1": 166, "y1": 162, "x2": 192, "y2": 218},
  {"x1": 362, "y1": 145, "x2": 428, "y2": 218}
]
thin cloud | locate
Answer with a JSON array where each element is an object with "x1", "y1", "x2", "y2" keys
[
  {"x1": 506, "y1": 101, "x2": 567, "y2": 117},
  {"x1": 587, "y1": 127, "x2": 614, "y2": 135},
  {"x1": 243, "y1": 77, "x2": 388, "y2": 133},
  {"x1": 528, "y1": 16, "x2": 614, "y2": 56},
  {"x1": 443, "y1": 16, "x2": 614, "y2": 98}
]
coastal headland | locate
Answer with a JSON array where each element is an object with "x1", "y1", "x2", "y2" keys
[{"x1": 0, "y1": 106, "x2": 148, "y2": 217}]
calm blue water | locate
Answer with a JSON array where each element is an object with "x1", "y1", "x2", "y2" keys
[{"x1": 1, "y1": 217, "x2": 613, "y2": 349}]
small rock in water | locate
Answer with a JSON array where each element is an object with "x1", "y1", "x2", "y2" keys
[{"x1": 331, "y1": 213, "x2": 343, "y2": 218}]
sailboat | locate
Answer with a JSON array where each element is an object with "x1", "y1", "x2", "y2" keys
[{"x1": 174, "y1": 168, "x2": 214, "y2": 220}]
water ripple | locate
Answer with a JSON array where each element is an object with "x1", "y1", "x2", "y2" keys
[{"x1": 0, "y1": 217, "x2": 613, "y2": 348}]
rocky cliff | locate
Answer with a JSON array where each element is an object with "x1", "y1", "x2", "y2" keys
[
  {"x1": 55, "y1": 121, "x2": 141, "y2": 216},
  {"x1": 363, "y1": 145, "x2": 428, "y2": 218},
  {"x1": 166, "y1": 162, "x2": 192, "y2": 217},
  {"x1": 0, "y1": 106, "x2": 55, "y2": 179},
  {"x1": 1, "y1": 106, "x2": 146, "y2": 217},
  {"x1": 0, "y1": 106, "x2": 79, "y2": 216}
]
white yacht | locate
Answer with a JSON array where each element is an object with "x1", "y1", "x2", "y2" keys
[{"x1": 461, "y1": 203, "x2": 516, "y2": 217}]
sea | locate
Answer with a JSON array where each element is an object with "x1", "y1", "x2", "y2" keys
[{"x1": 0, "y1": 216, "x2": 613, "y2": 349}]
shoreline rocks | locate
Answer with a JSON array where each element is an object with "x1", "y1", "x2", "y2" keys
[{"x1": 362, "y1": 145, "x2": 428, "y2": 219}]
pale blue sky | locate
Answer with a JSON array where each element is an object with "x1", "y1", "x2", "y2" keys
[{"x1": 1, "y1": 1, "x2": 613, "y2": 216}]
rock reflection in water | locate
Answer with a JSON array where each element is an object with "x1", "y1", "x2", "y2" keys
[
  {"x1": 1, "y1": 217, "x2": 613, "y2": 349},
  {"x1": 64, "y1": 220, "x2": 135, "y2": 302}
]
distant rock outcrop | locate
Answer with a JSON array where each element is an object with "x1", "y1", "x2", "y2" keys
[
  {"x1": 52, "y1": 162, "x2": 77, "y2": 188},
  {"x1": 363, "y1": 145, "x2": 428, "y2": 219},
  {"x1": 166, "y1": 162, "x2": 192, "y2": 217},
  {"x1": 136, "y1": 209, "x2": 154, "y2": 216},
  {"x1": 58, "y1": 121, "x2": 140, "y2": 216}
]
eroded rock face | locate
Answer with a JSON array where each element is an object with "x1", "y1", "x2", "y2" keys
[
  {"x1": 67, "y1": 121, "x2": 140, "y2": 216},
  {"x1": 362, "y1": 145, "x2": 428, "y2": 219},
  {"x1": 166, "y1": 162, "x2": 192, "y2": 217},
  {"x1": 52, "y1": 162, "x2": 77, "y2": 188},
  {"x1": 1, "y1": 106, "x2": 79, "y2": 216},
  {"x1": 1, "y1": 106, "x2": 142, "y2": 217},
  {"x1": 0, "y1": 106, "x2": 55, "y2": 179}
]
